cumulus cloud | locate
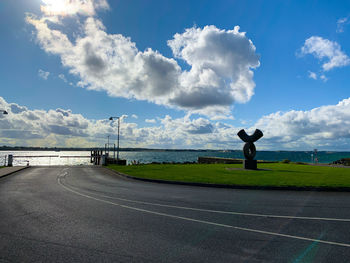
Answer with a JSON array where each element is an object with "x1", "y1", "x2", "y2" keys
[
  {"x1": 26, "y1": 4, "x2": 260, "y2": 119},
  {"x1": 38, "y1": 69, "x2": 50, "y2": 80},
  {"x1": 10, "y1": 103, "x2": 28, "y2": 114},
  {"x1": 154, "y1": 115, "x2": 236, "y2": 147},
  {"x1": 40, "y1": 0, "x2": 109, "y2": 17},
  {"x1": 145, "y1": 119, "x2": 156, "y2": 123},
  {"x1": 131, "y1": 114, "x2": 138, "y2": 119},
  {"x1": 184, "y1": 118, "x2": 214, "y2": 134},
  {"x1": 0, "y1": 96, "x2": 241, "y2": 148},
  {"x1": 58, "y1": 74, "x2": 67, "y2": 82},
  {"x1": 167, "y1": 25, "x2": 260, "y2": 116},
  {"x1": 320, "y1": 74, "x2": 328, "y2": 82},
  {"x1": 300, "y1": 36, "x2": 350, "y2": 71},
  {"x1": 0, "y1": 97, "x2": 90, "y2": 141},
  {"x1": 308, "y1": 71, "x2": 317, "y2": 80},
  {"x1": 3, "y1": 96, "x2": 350, "y2": 150},
  {"x1": 255, "y1": 98, "x2": 350, "y2": 150}
]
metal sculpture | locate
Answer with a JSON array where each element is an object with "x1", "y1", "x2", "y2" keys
[{"x1": 237, "y1": 129, "x2": 263, "y2": 170}]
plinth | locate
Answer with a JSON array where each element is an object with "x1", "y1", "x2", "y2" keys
[{"x1": 244, "y1": 159, "x2": 257, "y2": 170}]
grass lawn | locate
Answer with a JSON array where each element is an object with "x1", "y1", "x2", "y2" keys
[{"x1": 108, "y1": 163, "x2": 350, "y2": 188}]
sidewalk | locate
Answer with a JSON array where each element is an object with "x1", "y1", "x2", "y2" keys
[{"x1": 0, "y1": 166, "x2": 28, "y2": 179}]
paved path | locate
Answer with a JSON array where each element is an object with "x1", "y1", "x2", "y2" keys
[
  {"x1": 0, "y1": 166, "x2": 28, "y2": 178},
  {"x1": 2, "y1": 166, "x2": 350, "y2": 262}
]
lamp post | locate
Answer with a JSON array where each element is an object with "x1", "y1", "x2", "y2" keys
[
  {"x1": 107, "y1": 135, "x2": 110, "y2": 155},
  {"x1": 1, "y1": 110, "x2": 8, "y2": 165},
  {"x1": 109, "y1": 116, "x2": 120, "y2": 161}
]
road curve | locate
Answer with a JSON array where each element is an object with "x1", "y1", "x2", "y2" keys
[{"x1": 1, "y1": 166, "x2": 350, "y2": 262}]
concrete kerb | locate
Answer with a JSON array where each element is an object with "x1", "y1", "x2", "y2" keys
[
  {"x1": 0, "y1": 166, "x2": 30, "y2": 179},
  {"x1": 104, "y1": 166, "x2": 350, "y2": 192}
]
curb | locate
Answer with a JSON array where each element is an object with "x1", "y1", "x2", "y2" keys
[
  {"x1": 0, "y1": 166, "x2": 30, "y2": 179},
  {"x1": 105, "y1": 167, "x2": 350, "y2": 192}
]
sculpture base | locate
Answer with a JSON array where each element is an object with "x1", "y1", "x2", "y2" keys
[{"x1": 244, "y1": 159, "x2": 257, "y2": 170}]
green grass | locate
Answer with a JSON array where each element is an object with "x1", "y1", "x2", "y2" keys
[{"x1": 108, "y1": 163, "x2": 350, "y2": 188}]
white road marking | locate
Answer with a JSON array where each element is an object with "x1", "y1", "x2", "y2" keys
[
  {"x1": 57, "y1": 174, "x2": 350, "y2": 248},
  {"x1": 61, "y1": 173, "x2": 350, "y2": 223}
]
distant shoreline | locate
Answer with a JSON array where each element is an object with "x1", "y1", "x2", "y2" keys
[
  {"x1": 0, "y1": 147, "x2": 232, "y2": 152},
  {"x1": 0, "y1": 146, "x2": 348, "y2": 153}
]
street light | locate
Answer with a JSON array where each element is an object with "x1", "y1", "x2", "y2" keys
[
  {"x1": 107, "y1": 135, "x2": 110, "y2": 155},
  {"x1": 109, "y1": 116, "x2": 120, "y2": 160},
  {"x1": 1, "y1": 110, "x2": 9, "y2": 166}
]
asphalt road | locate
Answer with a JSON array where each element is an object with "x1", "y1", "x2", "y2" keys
[{"x1": 2, "y1": 167, "x2": 350, "y2": 262}]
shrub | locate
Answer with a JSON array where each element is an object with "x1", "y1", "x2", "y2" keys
[{"x1": 281, "y1": 159, "x2": 291, "y2": 164}]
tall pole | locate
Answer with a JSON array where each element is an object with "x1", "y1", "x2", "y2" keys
[
  {"x1": 107, "y1": 135, "x2": 110, "y2": 155},
  {"x1": 109, "y1": 116, "x2": 121, "y2": 161},
  {"x1": 117, "y1": 117, "x2": 120, "y2": 160}
]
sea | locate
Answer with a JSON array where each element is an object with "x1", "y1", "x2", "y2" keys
[{"x1": 1, "y1": 150, "x2": 350, "y2": 166}]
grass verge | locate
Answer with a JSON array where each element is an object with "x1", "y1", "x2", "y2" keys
[{"x1": 108, "y1": 163, "x2": 350, "y2": 188}]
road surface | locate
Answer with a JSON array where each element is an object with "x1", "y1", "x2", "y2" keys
[{"x1": 1, "y1": 166, "x2": 350, "y2": 262}]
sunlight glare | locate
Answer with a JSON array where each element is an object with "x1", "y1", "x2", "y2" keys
[
  {"x1": 41, "y1": 0, "x2": 69, "y2": 16},
  {"x1": 40, "y1": 0, "x2": 95, "y2": 17}
]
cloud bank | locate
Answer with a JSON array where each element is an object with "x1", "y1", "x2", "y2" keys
[
  {"x1": 0, "y1": 96, "x2": 238, "y2": 148},
  {"x1": 256, "y1": 98, "x2": 350, "y2": 150},
  {"x1": 2, "y1": 96, "x2": 350, "y2": 150},
  {"x1": 26, "y1": 0, "x2": 260, "y2": 119}
]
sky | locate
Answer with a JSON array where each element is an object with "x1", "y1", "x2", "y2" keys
[{"x1": 1, "y1": 0, "x2": 350, "y2": 150}]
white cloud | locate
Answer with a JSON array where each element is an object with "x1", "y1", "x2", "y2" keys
[
  {"x1": 308, "y1": 71, "x2": 317, "y2": 80},
  {"x1": 40, "y1": 0, "x2": 109, "y2": 17},
  {"x1": 3, "y1": 96, "x2": 350, "y2": 150},
  {"x1": 0, "y1": 96, "x2": 241, "y2": 148},
  {"x1": 145, "y1": 119, "x2": 156, "y2": 123},
  {"x1": 0, "y1": 97, "x2": 90, "y2": 142},
  {"x1": 26, "y1": 8, "x2": 260, "y2": 119},
  {"x1": 308, "y1": 71, "x2": 328, "y2": 82},
  {"x1": 337, "y1": 16, "x2": 349, "y2": 33},
  {"x1": 255, "y1": 98, "x2": 350, "y2": 150},
  {"x1": 320, "y1": 74, "x2": 328, "y2": 82},
  {"x1": 38, "y1": 69, "x2": 50, "y2": 80},
  {"x1": 300, "y1": 36, "x2": 350, "y2": 71},
  {"x1": 58, "y1": 74, "x2": 67, "y2": 82},
  {"x1": 131, "y1": 114, "x2": 138, "y2": 119},
  {"x1": 168, "y1": 25, "x2": 260, "y2": 117}
]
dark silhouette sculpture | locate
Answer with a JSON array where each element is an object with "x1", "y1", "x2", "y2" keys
[{"x1": 237, "y1": 129, "x2": 263, "y2": 170}]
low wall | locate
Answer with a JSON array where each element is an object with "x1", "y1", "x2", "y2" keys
[
  {"x1": 198, "y1": 157, "x2": 278, "y2": 164},
  {"x1": 198, "y1": 157, "x2": 243, "y2": 164},
  {"x1": 106, "y1": 158, "x2": 127, "y2": 165}
]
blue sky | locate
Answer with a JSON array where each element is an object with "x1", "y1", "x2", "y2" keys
[{"x1": 1, "y1": 0, "x2": 350, "y2": 150}]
